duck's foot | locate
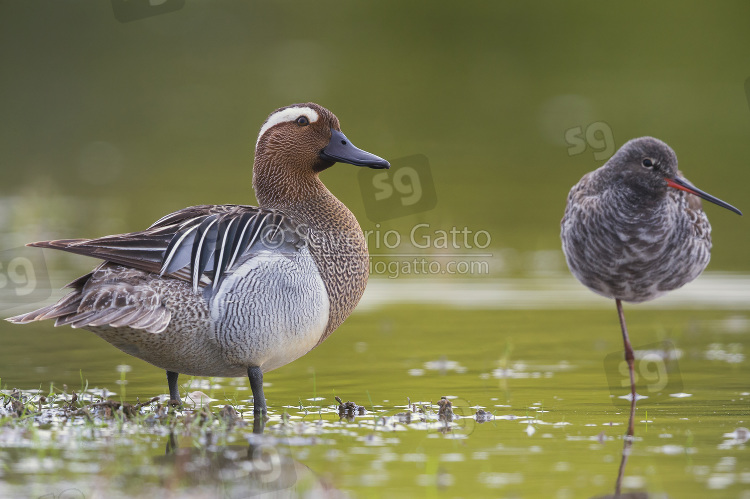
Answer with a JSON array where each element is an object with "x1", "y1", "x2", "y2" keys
[
  {"x1": 248, "y1": 366, "x2": 267, "y2": 434},
  {"x1": 166, "y1": 370, "x2": 182, "y2": 406}
]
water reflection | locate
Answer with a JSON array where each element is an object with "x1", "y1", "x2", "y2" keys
[
  {"x1": 160, "y1": 434, "x2": 312, "y2": 497},
  {"x1": 590, "y1": 401, "x2": 642, "y2": 499},
  {"x1": 613, "y1": 397, "x2": 637, "y2": 498}
]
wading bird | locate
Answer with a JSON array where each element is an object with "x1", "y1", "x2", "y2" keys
[{"x1": 561, "y1": 137, "x2": 741, "y2": 431}]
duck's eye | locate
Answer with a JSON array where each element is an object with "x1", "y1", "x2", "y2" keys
[
  {"x1": 642, "y1": 158, "x2": 654, "y2": 168},
  {"x1": 296, "y1": 116, "x2": 310, "y2": 126}
]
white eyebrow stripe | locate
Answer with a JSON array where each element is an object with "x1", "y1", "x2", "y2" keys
[{"x1": 256, "y1": 106, "x2": 319, "y2": 147}]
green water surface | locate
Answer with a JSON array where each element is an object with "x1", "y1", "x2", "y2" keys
[{"x1": 1, "y1": 305, "x2": 748, "y2": 498}]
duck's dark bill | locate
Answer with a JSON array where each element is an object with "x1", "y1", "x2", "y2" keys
[
  {"x1": 667, "y1": 177, "x2": 742, "y2": 216},
  {"x1": 320, "y1": 129, "x2": 390, "y2": 169}
]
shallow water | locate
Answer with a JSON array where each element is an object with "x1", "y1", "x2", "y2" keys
[
  {"x1": 1, "y1": 294, "x2": 749, "y2": 497},
  {"x1": 2, "y1": 1, "x2": 750, "y2": 497}
]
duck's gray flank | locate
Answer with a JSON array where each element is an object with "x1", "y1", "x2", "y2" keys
[{"x1": 7, "y1": 102, "x2": 390, "y2": 428}]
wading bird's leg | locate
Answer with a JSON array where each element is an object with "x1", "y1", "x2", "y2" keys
[
  {"x1": 616, "y1": 299, "x2": 636, "y2": 436},
  {"x1": 248, "y1": 366, "x2": 267, "y2": 434},
  {"x1": 167, "y1": 370, "x2": 181, "y2": 405},
  {"x1": 614, "y1": 299, "x2": 637, "y2": 497}
]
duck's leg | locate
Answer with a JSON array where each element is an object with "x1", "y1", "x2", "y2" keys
[
  {"x1": 615, "y1": 299, "x2": 636, "y2": 436},
  {"x1": 248, "y1": 366, "x2": 267, "y2": 433},
  {"x1": 248, "y1": 366, "x2": 267, "y2": 415},
  {"x1": 165, "y1": 431, "x2": 177, "y2": 455},
  {"x1": 166, "y1": 370, "x2": 181, "y2": 404}
]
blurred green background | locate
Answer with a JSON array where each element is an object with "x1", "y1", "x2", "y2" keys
[
  {"x1": 1, "y1": 3, "x2": 750, "y2": 497},
  {"x1": 1, "y1": 1, "x2": 749, "y2": 272}
]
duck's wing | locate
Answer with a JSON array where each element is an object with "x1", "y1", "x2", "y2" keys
[
  {"x1": 7, "y1": 265, "x2": 173, "y2": 333},
  {"x1": 28, "y1": 204, "x2": 307, "y2": 292}
]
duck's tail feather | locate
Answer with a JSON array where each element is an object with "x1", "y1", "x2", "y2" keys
[
  {"x1": 5, "y1": 266, "x2": 171, "y2": 334},
  {"x1": 6, "y1": 275, "x2": 87, "y2": 325}
]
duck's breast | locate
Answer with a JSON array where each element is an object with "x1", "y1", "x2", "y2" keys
[{"x1": 210, "y1": 245, "x2": 330, "y2": 372}]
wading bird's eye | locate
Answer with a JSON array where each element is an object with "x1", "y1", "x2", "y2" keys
[
  {"x1": 642, "y1": 158, "x2": 654, "y2": 168},
  {"x1": 296, "y1": 116, "x2": 310, "y2": 126}
]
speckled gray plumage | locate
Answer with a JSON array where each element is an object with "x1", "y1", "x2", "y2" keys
[
  {"x1": 561, "y1": 137, "x2": 714, "y2": 303},
  {"x1": 210, "y1": 245, "x2": 329, "y2": 373},
  {"x1": 82, "y1": 264, "x2": 223, "y2": 376}
]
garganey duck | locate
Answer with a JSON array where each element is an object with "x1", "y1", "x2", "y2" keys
[{"x1": 8, "y1": 103, "x2": 389, "y2": 426}]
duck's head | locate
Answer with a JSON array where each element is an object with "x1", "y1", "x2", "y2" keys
[
  {"x1": 606, "y1": 136, "x2": 741, "y2": 215},
  {"x1": 254, "y1": 103, "x2": 389, "y2": 177}
]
